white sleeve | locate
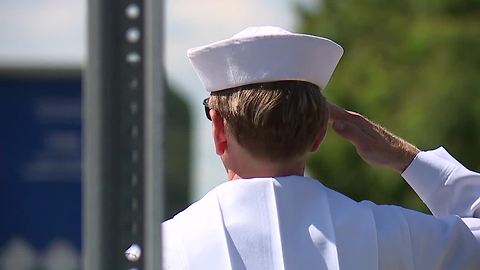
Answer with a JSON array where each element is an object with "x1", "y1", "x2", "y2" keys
[
  {"x1": 401, "y1": 147, "x2": 480, "y2": 243},
  {"x1": 402, "y1": 147, "x2": 480, "y2": 218}
]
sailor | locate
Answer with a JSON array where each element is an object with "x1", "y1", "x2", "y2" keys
[{"x1": 162, "y1": 26, "x2": 480, "y2": 269}]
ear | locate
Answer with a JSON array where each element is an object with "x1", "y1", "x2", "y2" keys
[
  {"x1": 310, "y1": 105, "x2": 329, "y2": 152},
  {"x1": 211, "y1": 110, "x2": 228, "y2": 155}
]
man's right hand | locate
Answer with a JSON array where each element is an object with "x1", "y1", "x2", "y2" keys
[{"x1": 327, "y1": 102, "x2": 420, "y2": 173}]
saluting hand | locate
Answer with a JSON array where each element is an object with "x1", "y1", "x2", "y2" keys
[{"x1": 327, "y1": 102, "x2": 419, "y2": 173}]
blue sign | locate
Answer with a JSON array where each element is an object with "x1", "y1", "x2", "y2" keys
[{"x1": 0, "y1": 78, "x2": 82, "y2": 269}]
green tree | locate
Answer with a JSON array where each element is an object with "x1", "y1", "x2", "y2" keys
[{"x1": 299, "y1": 0, "x2": 480, "y2": 211}]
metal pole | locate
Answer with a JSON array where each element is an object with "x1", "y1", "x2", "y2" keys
[
  {"x1": 84, "y1": 0, "x2": 164, "y2": 268},
  {"x1": 144, "y1": 0, "x2": 164, "y2": 269},
  {"x1": 83, "y1": 0, "x2": 103, "y2": 268}
]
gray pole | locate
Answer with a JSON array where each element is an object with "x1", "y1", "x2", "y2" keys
[
  {"x1": 84, "y1": 0, "x2": 164, "y2": 269},
  {"x1": 83, "y1": 0, "x2": 103, "y2": 268},
  {"x1": 144, "y1": 0, "x2": 164, "y2": 269}
]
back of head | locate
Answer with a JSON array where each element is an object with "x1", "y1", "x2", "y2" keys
[
  {"x1": 188, "y1": 26, "x2": 342, "y2": 162},
  {"x1": 208, "y1": 80, "x2": 326, "y2": 161}
]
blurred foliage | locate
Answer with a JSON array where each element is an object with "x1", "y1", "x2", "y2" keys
[
  {"x1": 165, "y1": 83, "x2": 191, "y2": 219},
  {"x1": 300, "y1": 0, "x2": 480, "y2": 212}
]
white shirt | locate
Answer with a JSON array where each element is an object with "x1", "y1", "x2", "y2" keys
[{"x1": 162, "y1": 148, "x2": 480, "y2": 269}]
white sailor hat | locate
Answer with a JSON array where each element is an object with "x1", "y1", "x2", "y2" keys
[{"x1": 187, "y1": 26, "x2": 344, "y2": 92}]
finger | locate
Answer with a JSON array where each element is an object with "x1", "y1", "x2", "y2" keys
[
  {"x1": 326, "y1": 102, "x2": 348, "y2": 123},
  {"x1": 327, "y1": 102, "x2": 366, "y2": 125},
  {"x1": 331, "y1": 119, "x2": 373, "y2": 149},
  {"x1": 326, "y1": 102, "x2": 379, "y2": 141}
]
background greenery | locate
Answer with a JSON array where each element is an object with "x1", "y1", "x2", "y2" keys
[
  {"x1": 301, "y1": 0, "x2": 480, "y2": 212},
  {"x1": 165, "y1": 83, "x2": 192, "y2": 219}
]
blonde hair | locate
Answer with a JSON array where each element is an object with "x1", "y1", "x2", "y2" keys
[{"x1": 209, "y1": 80, "x2": 326, "y2": 161}]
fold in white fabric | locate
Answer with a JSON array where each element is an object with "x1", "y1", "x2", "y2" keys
[{"x1": 163, "y1": 147, "x2": 480, "y2": 269}]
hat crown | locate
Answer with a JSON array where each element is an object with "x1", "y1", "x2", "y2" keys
[{"x1": 232, "y1": 26, "x2": 292, "y2": 39}]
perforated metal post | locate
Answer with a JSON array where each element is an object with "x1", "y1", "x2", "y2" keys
[
  {"x1": 144, "y1": 0, "x2": 165, "y2": 268},
  {"x1": 84, "y1": 0, "x2": 164, "y2": 269}
]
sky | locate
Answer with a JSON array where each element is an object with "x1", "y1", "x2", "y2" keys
[
  {"x1": 0, "y1": 0, "x2": 318, "y2": 200},
  {"x1": 0, "y1": 0, "x2": 85, "y2": 67}
]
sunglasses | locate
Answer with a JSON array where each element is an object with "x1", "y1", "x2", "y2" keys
[{"x1": 202, "y1": 98, "x2": 211, "y2": 121}]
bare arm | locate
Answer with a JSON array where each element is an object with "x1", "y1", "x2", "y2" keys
[
  {"x1": 327, "y1": 101, "x2": 480, "y2": 218},
  {"x1": 327, "y1": 102, "x2": 419, "y2": 173}
]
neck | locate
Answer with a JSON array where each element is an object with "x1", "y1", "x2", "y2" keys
[{"x1": 226, "y1": 157, "x2": 306, "y2": 181}]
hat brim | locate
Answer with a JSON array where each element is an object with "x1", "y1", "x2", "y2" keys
[{"x1": 188, "y1": 32, "x2": 344, "y2": 92}]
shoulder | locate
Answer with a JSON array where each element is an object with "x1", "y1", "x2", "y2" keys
[
  {"x1": 162, "y1": 200, "x2": 211, "y2": 269},
  {"x1": 162, "y1": 219, "x2": 186, "y2": 269},
  {"x1": 161, "y1": 190, "x2": 215, "y2": 269}
]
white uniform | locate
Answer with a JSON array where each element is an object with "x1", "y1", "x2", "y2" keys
[{"x1": 162, "y1": 148, "x2": 480, "y2": 269}]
